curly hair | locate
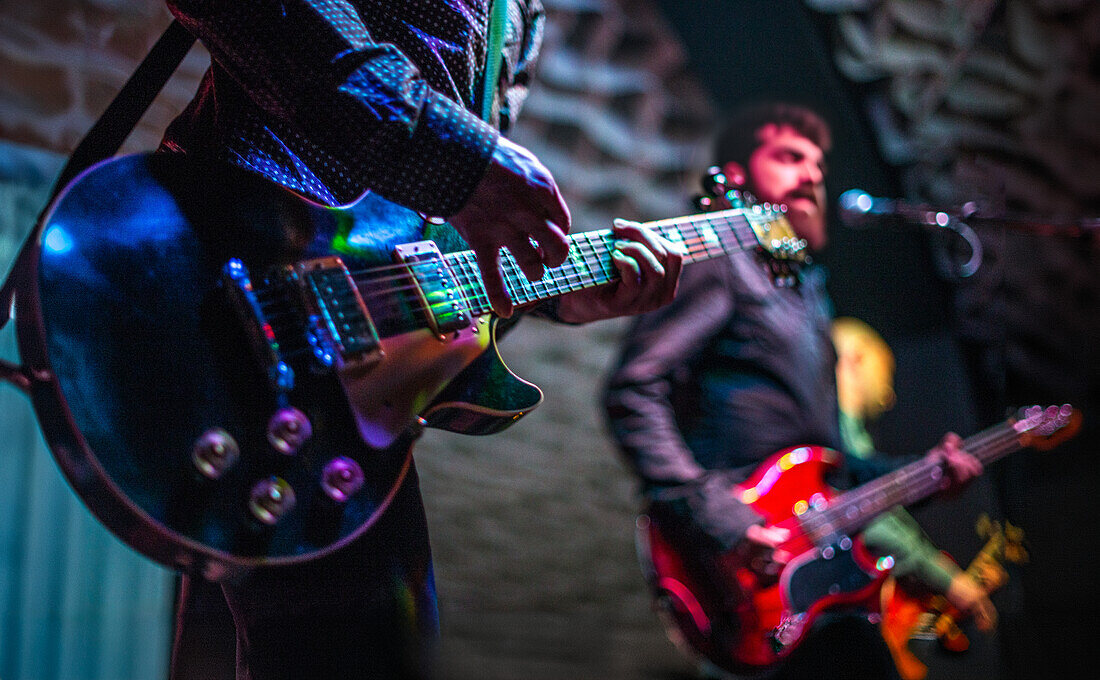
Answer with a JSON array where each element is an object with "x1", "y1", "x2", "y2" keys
[{"x1": 713, "y1": 102, "x2": 832, "y2": 168}]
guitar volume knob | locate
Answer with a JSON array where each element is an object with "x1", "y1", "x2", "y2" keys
[
  {"x1": 192, "y1": 428, "x2": 240, "y2": 480},
  {"x1": 267, "y1": 407, "x2": 312, "y2": 455},
  {"x1": 321, "y1": 457, "x2": 365, "y2": 503},
  {"x1": 249, "y1": 476, "x2": 296, "y2": 525}
]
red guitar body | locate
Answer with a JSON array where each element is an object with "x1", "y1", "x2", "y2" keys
[
  {"x1": 637, "y1": 406, "x2": 1077, "y2": 675},
  {"x1": 638, "y1": 445, "x2": 889, "y2": 673}
]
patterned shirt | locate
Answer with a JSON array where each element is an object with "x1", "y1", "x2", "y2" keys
[{"x1": 162, "y1": 0, "x2": 544, "y2": 215}]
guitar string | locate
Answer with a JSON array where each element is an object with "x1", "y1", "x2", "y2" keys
[
  {"x1": 238, "y1": 208, "x2": 761, "y2": 304},
  {"x1": 797, "y1": 423, "x2": 1024, "y2": 545},
  {"x1": 814, "y1": 424, "x2": 1020, "y2": 534},
  {"x1": 250, "y1": 215, "x2": 764, "y2": 359},
  {"x1": 363, "y1": 218, "x2": 753, "y2": 300},
  {"x1": 330, "y1": 213, "x2": 761, "y2": 283},
  {"x1": 252, "y1": 221, "x2": 755, "y2": 319},
  {"x1": 798, "y1": 425, "x2": 1020, "y2": 542},
  {"x1": 256, "y1": 247, "x2": 759, "y2": 360}
]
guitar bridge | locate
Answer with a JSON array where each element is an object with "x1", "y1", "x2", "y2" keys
[{"x1": 220, "y1": 258, "x2": 295, "y2": 394}]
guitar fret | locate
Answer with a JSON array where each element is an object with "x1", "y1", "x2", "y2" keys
[
  {"x1": 458, "y1": 254, "x2": 484, "y2": 313},
  {"x1": 499, "y1": 252, "x2": 527, "y2": 305},
  {"x1": 588, "y1": 231, "x2": 615, "y2": 281},
  {"x1": 532, "y1": 267, "x2": 550, "y2": 298},
  {"x1": 566, "y1": 240, "x2": 590, "y2": 291},
  {"x1": 808, "y1": 419, "x2": 1032, "y2": 542},
  {"x1": 572, "y1": 235, "x2": 595, "y2": 286},
  {"x1": 563, "y1": 243, "x2": 586, "y2": 292},
  {"x1": 461, "y1": 253, "x2": 490, "y2": 315},
  {"x1": 431, "y1": 204, "x2": 805, "y2": 321}
]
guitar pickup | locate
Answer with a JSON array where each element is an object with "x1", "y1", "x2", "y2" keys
[
  {"x1": 393, "y1": 241, "x2": 472, "y2": 337},
  {"x1": 286, "y1": 257, "x2": 382, "y2": 372}
]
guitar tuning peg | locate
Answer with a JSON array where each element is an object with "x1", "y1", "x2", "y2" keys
[
  {"x1": 694, "y1": 195, "x2": 714, "y2": 212},
  {"x1": 702, "y1": 166, "x2": 729, "y2": 197}
]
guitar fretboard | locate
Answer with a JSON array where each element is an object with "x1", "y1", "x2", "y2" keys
[
  {"x1": 443, "y1": 208, "x2": 765, "y2": 316},
  {"x1": 799, "y1": 419, "x2": 1026, "y2": 546}
]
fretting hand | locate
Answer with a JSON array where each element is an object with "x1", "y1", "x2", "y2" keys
[
  {"x1": 555, "y1": 219, "x2": 684, "y2": 324},
  {"x1": 927, "y1": 432, "x2": 983, "y2": 498},
  {"x1": 449, "y1": 136, "x2": 571, "y2": 318}
]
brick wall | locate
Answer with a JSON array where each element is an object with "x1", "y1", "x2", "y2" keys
[{"x1": 0, "y1": 1, "x2": 207, "y2": 156}]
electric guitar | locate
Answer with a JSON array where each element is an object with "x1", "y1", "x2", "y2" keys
[
  {"x1": 0, "y1": 153, "x2": 805, "y2": 575},
  {"x1": 880, "y1": 514, "x2": 1027, "y2": 680},
  {"x1": 637, "y1": 404, "x2": 1079, "y2": 674}
]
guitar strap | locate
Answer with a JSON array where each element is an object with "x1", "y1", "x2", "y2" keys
[
  {"x1": 480, "y1": 0, "x2": 510, "y2": 122},
  {"x1": 0, "y1": 20, "x2": 195, "y2": 350}
]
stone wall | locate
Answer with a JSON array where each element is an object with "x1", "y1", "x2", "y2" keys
[
  {"x1": 807, "y1": 3, "x2": 1100, "y2": 677},
  {"x1": 0, "y1": 1, "x2": 208, "y2": 156}
]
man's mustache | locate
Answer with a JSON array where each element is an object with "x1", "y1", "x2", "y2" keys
[{"x1": 784, "y1": 185, "x2": 822, "y2": 205}]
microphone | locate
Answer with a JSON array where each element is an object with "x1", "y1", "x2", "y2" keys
[
  {"x1": 840, "y1": 188, "x2": 893, "y2": 222},
  {"x1": 837, "y1": 189, "x2": 973, "y2": 229},
  {"x1": 837, "y1": 189, "x2": 897, "y2": 226},
  {"x1": 837, "y1": 189, "x2": 983, "y2": 278}
]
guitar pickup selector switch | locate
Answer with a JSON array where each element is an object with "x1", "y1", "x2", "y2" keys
[{"x1": 220, "y1": 259, "x2": 296, "y2": 394}]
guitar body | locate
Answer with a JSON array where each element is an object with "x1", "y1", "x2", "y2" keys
[
  {"x1": 12, "y1": 153, "x2": 541, "y2": 573},
  {"x1": 639, "y1": 445, "x2": 889, "y2": 673},
  {"x1": 637, "y1": 404, "x2": 1077, "y2": 676}
]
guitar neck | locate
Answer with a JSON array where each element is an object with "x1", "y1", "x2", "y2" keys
[
  {"x1": 807, "y1": 419, "x2": 1025, "y2": 542},
  {"x1": 442, "y1": 208, "x2": 763, "y2": 315}
]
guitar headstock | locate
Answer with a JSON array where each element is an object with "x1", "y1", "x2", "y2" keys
[
  {"x1": 1013, "y1": 404, "x2": 1082, "y2": 451},
  {"x1": 696, "y1": 166, "x2": 808, "y2": 286},
  {"x1": 975, "y1": 513, "x2": 1029, "y2": 565}
]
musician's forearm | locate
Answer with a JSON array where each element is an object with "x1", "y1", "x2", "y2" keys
[{"x1": 863, "y1": 507, "x2": 955, "y2": 594}]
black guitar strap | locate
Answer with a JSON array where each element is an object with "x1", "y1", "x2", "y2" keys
[
  {"x1": 0, "y1": 20, "x2": 195, "y2": 373},
  {"x1": 51, "y1": 19, "x2": 196, "y2": 200}
]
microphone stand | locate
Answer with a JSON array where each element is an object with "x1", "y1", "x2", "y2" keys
[{"x1": 840, "y1": 191, "x2": 1099, "y2": 280}]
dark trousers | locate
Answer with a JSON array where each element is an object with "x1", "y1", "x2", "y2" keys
[{"x1": 170, "y1": 466, "x2": 439, "y2": 680}]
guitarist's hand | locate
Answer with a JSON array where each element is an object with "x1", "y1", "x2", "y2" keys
[
  {"x1": 449, "y1": 136, "x2": 572, "y2": 318},
  {"x1": 945, "y1": 572, "x2": 998, "y2": 632},
  {"x1": 927, "y1": 432, "x2": 983, "y2": 497},
  {"x1": 746, "y1": 524, "x2": 793, "y2": 565},
  {"x1": 555, "y1": 219, "x2": 685, "y2": 324}
]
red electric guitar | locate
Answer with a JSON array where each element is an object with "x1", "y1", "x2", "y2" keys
[{"x1": 637, "y1": 404, "x2": 1079, "y2": 674}]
